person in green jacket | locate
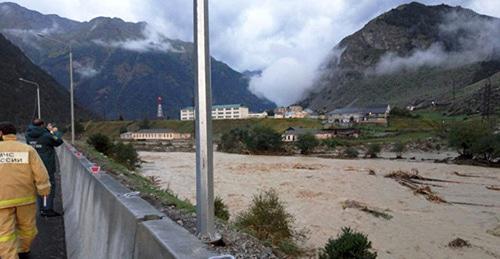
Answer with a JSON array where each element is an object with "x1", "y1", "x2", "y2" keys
[{"x1": 25, "y1": 119, "x2": 64, "y2": 217}]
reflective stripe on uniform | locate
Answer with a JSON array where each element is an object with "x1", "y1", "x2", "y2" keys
[
  {"x1": 0, "y1": 233, "x2": 16, "y2": 243},
  {"x1": 0, "y1": 196, "x2": 36, "y2": 208},
  {"x1": 17, "y1": 227, "x2": 37, "y2": 238}
]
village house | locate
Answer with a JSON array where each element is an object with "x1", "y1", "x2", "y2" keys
[
  {"x1": 327, "y1": 105, "x2": 391, "y2": 125},
  {"x1": 282, "y1": 127, "x2": 360, "y2": 142},
  {"x1": 180, "y1": 104, "x2": 249, "y2": 120},
  {"x1": 120, "y1": 128, "x2": 192, "y2": 141},
  {"x1": 274, "y1": 105, "x2": 309, "y2": 119}
]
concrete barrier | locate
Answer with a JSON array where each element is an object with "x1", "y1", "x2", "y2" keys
[{"x1": 57, "y1": 144, "x2": 216, "y2": 259}]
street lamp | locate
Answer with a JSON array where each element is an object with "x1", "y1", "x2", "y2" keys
[
  {"x1": 37, "y1": 33, "x2": 75, "y2": 144},
  {"x1": 19, "y1": 78, "x2": 41, "y2": 119}
]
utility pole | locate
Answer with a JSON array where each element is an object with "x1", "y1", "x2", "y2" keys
[
  {"x1": 19, "y1": 78, "x2": 41, "y2": 119},
  {"x1": 482, "y1": 78, "x2": 493, "y2": 127},
  {"x1": 194, "y1": 0, "x2": 216, "y2": 240}
]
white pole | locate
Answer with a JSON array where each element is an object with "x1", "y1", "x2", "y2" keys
[
  {"x1": 69, "y1": 45, "x2": 75, "y2": 144},
  {"x1": 194, "y1": 0, "x2": 215, "y2": 239},
  {"x1": 36, "y1": 83, "x2": 41, "y2": 119}
]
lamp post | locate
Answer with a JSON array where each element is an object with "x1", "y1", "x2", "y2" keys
[
  {"x1": 194, "y1": 0, "x2": 217, "y2": 240},
  {"x1": 37, "y1": 34, "x2": 75, "y2": 144},
  {"x1": 19, "y1": 78, "x2": 41, "y2": 119}
]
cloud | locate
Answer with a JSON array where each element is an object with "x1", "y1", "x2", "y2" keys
[
  {"x1": 92, "y1": 24, "x2": 185, "y2": 53},
  {"x1": 73, "y1": 61, "x2": 100, "y2": 78},
  {"x1": 372, "y1": 10, "x2": 500, "y2": 75},
  {"x1": 2, "y1": 23, "x2": 61, "y2": 49}
]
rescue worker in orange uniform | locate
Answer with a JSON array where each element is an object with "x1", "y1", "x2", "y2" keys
[{"x1": 0, "y1": 122, "x2": 51, "y2": 259}]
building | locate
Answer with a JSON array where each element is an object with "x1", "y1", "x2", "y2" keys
[
  {"x1": 327, "y1": 105, "x2": 391, "y2": 125},
  {"x1": 274, "y1": 105, "x2": 309, "y2": 119},
  {"x1": 282, "y1": 127, "x2": 360, "y2": 142},
  {"x1": 180, "y1": 104, "x2": 249, "y2": 121},
  {"x1": 248, "y1": 111, "x2": 268, "y2": 119},
  {"x1": 120, "y1": 128, "x2": 191, "y2": 141}
]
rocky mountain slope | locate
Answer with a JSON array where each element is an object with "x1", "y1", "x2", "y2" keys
[
  {"x1": 303, "y1": 2, "x2": 500, "y2": 114},
  {"x1": 0, "y1": 33, "x2": 90, "y2": 126},
  {"x1": 0, "y1": 2, "x2": 275, "y2": 119}
]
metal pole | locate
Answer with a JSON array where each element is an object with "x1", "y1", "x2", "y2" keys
[
  {"x1": 36, "y1": 83, "x2": 41, "y2": 119},
  {"x1": 194, "y1": 0, "x2": 215, "y2": 239},
  {"x1": 69, "y1": 45, "x2": 75, "y2": 144}
]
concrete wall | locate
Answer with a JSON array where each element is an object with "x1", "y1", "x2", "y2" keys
[{"x1": 57, "y1": 144, "x2": 216, "y2": 259}]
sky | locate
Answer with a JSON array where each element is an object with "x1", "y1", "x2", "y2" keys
[{"x1": 7, "y1": 0, "x2": 500, "y2": 106}]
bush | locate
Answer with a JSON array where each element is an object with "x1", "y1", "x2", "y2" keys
[
  {"x1": 389, "y1": 107, "x2": 418, "y2": 118},
  {"x1": 139, "y1": 118, "x2": 151, "y2": 129},
  {"x1": 214, "y1": 196, "x2": 230, "y2": 221},
  {"x1": 112, "y1": 142, "x2": 141, "y2": 170},
  {"x1": 323, "y1": 139, "x2": 340, "y2": 150},
  {"x1": 235, "y1": 189, "x2": 298, "y2": 247},
  {"x1": 319, "y1": 227, "x2": 377, "y2": 259},
  {"x1": 218, "y1": 126, "x2": 282, "y2": 154},
  {"x1": 392, "y1": 142, "x2": 406, "y2": 159},
  {"x1": 366, "y1": 143, "x2": 381, "y2": 158},
  {"x1": 470, "y1": 134, "x2": 500, "y2": 162},
  {"x1": 218, "y1": 128, "x2": 249, "y2": 153},
  {"x1": 87, "y1": 133, "x2": 113, "y2": 154},
  {"x1": 343, "y1": 147, "x2": 359, "y2": 158},
  {"x1": 296, "y1": 133, "x2": 319, "y2": 154},
  {"x1": 246, "y1": 126, "x2": 283, "y2": 153},
  {"x1": 448, "y1": 122, "x2": 491, "y2": 159}
]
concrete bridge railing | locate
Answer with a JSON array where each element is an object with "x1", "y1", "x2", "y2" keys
[{"x1": 57, "y1": 144, "x2": 216, "y2": 259}]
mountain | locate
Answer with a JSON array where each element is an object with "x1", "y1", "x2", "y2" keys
[
  {"x1": 0, "y1": 33, "x2": 91, "y2": 126},
  {"x1": 303, "y1": 2, "x2": 500, "y2": 114},
  {"x1": 0, "y1": 2, "x2": 275, "y2": 119}
]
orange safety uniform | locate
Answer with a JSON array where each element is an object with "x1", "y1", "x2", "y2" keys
[{"x1": 0, "y1": 134, "x2": 51, "y2": 259}]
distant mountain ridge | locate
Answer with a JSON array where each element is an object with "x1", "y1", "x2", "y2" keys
[
  {"x1": 303, "y1": 2, "x2": 500, "y2": 114},
  {"x1": 0, "y1": 2, "x2": 275, "y2": 119},
  {"x1": 0, "y1": 33, "x2": 91, "y2": 126}
]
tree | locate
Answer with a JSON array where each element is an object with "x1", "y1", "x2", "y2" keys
[
  {"x1": 343, "y1": 147, "x2": 359, "y2": 158},
  {"x1": 392, "y1": 142, "x2": 406, "y2": 159},
  {"x1": 448, "y1": 122, "x2": 491, "y2": 159},
  {"x1": 112, "y1": 142, "x2": 140, "y2": 170},
  {"x1": 245, "y1": 126, "x2": 283, "y2": 153},
  {"x1": 470, "y1": 134, "x2": 500, "y2": 162},
  {"x1": 218, "y1": 127, "x2": 250, "y2": 153},
  {"x1": 366, "y1": 143, "x2": 381, "y2": 158},
  {"x1": 139, "y1": 118, "x2": 151, "y2": 130},
  {"x1": 87, "y1": 133, "x2": 113, "y2": 155},
  {"x1": 296, "y1": 133, "x2": 319, "y2": 154}
]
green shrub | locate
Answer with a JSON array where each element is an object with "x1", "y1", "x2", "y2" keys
[
  {"x1": 392, "y1": 142, "x2": 406, "y2": 159},
  {"x1": 470, "y1": 134, "x2": 500, "y2": 162},
  {"x1": 112, "y1": 142, "x2": 141, "y2": 170},
  {"x1": 366, "y1": 144, "x2": 381, "y2": 158},
  {"x1": 323, "y1": 138, "x2": 340, "y2": 150},
  {"x1": 319, "y1": 227, "x2": 377, "y2": 259},
  {"x1": 87, "y1": 133, "x2": 113, "y2": 154},
  {"x1": 343, "y1": 147, "x2": 359, "y2": 158},
  {"x1": 218, "y1": 126, "x2": 282, "y2": 154},
  {"x1": 389, "y1": 107, "x2": 418, "y2": 118},
  {"x1": 214, "y1": 196, "x2": 230, "y2": 221},
  {"x1": 296, "y1": 133, "x2": 319, "y2": 154},
  {"x1": 448, "y1": 122, "x2": 491, "y2": 159},
  {"x1": 246, "y1": 126, "x2": 283, "y2": 153},
  {"x1": 218, "y1": 127, "x2": 249, "y2": 153},
  {"x1": 235, "y1": 189, "x2": 298, "y2": 247}
]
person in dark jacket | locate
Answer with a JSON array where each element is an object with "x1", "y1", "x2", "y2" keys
[{"x1": 25, "y1": 119, "x2": 64, "y2": 217}]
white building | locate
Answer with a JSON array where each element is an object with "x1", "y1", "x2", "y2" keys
[
  {"x1": 120, "y1": 128, "x2": 191, "y2": 141},
  {"x1": 248, "y1": 111, "x2": 268, "y2": 119},
  {"x1": 180, "y1": 104, "x2": 249, "y2": 121}
]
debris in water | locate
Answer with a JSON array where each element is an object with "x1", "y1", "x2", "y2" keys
[
  {"x1": 448, "y1": 238, "x2": 471, "y2": 248},
  {"x1": 342, "y1": 200, "x2": 393, "y2": 220}
]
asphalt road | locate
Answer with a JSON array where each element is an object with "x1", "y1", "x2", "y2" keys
[{"x1": 30, "y1": 171, "x2": 67, "y2": 258}]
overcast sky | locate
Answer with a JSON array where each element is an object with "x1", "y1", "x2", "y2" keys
[{"x1": 8, "y1": 0, "x2": 500, "y2": 105}]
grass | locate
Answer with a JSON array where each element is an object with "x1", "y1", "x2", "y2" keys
[{"x1": 74, "y1": 141, "x2": 195, "y2": 212}]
